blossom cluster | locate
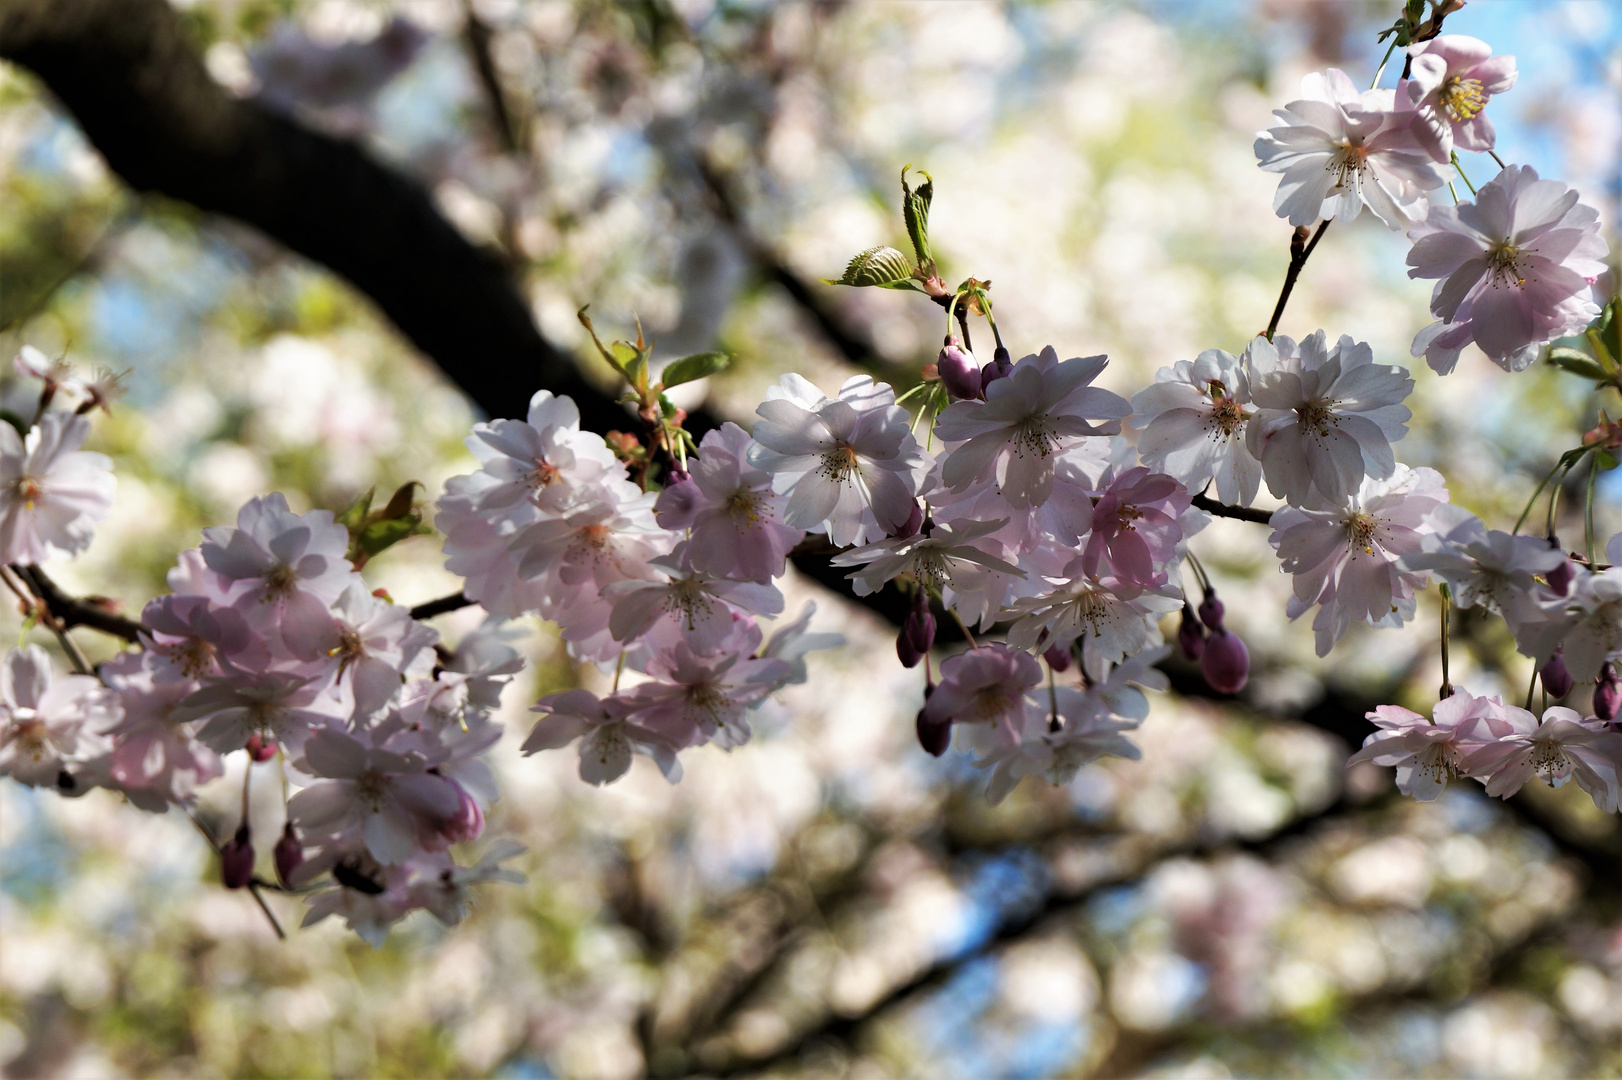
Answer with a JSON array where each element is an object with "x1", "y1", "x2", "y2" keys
[{"x1": 1, "y1": 17, "x2": 1619, "y2": 947}]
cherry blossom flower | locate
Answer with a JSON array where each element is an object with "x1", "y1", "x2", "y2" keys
[
  {"x1": 623, "y1": 638, "x2": 791, "y2": 751},
  {"x1": 509, "y1": 490, "x2": 669, "y2": 599},
  {"x1": 0, "y1": 411, "x2": 116, "y2": 564},
  {"x1": 748, "y1": 374, "x2": 928, "y2": 546},
  {"x1": 1517, "y1": 565, "x2": 1622, "y2": 683},
  {"x1": 139, "y1": 594, "x2": 270, "y2": 683},
  {"x1": 435, "y1": 479, "x2": 553, "y2": 618},
  {"x1": 1348, "y1": 690, "x2": 1522, "y2": 801},
  {"x1": 760, "y1": 602, "x2": 843, "y2": 686},
  {"x1": 523, "y1": 688, "x2": 682, "y2": 785},
  {"x1": 1269, "y1": 464, "x2": 1449, "y2": 656},
  {"x1": 1254, "y1": 68, "x2": 1449, "y2": 229},
  {"x1": 831, "y1": 518, "x2": 1023, "y2": 598},
  {"x1": 1246, "y1": 331, "x2": 1413, "y2": 507},
  {"x1": 1462, "y1": 706, "x2": 1622, "y2": 812},
  {"x1": 408, "y1": 840, "x2": 527, "y2": 927},
  {"x1": 653, "y1": 422, "x2": 804, "y2": 583},
  {"x1": 463, "y1": 390, "x2": 630, "y2": 523},
  {"x1": 922, "y1": 644, "x2": 1043, "y2": 745},
  {"x1": 1399, "y1": 507, "x2": 1564, "y2": 628},
  {"x1": 1407, "y1": 165, "x2": 1608, "y2": 374},
  {"x1": 1130, "y1": 346, "x2": 1262, "y2": 507},
  {"x1": 605, "y1": 552, "x2": 783, "y2": 654},
  {"x1": 177, "y1": 669, "x2": 340, "y2": 754},
  {"x1": 1080, "y1": 466, "x2": 1191, "y2": 587},
  {"x1": 99, "y1": 652, "x2": 222, "y2": 811},
  {"x1": 200, "y1": 493, "x2": 359, "y2": 635},
  {"x1": 1004, "y1": 569, "x2": 1180, "y2": 663},
  {"x1": 976, "y1": 707, "x2": 1142, "y2": 806},
  {"x1": 0, "y1": 644, "x2": 118, "y2": 789},
  {"x1": 1404, "y1": 36, "x2": 1517, "y2": 162},
  {"x1": 290, "y1": 728, "x2": 463, "y2": 864},
  {"x1": 284, "y1": 582, "x2": 438, "y2": 717},
  {"x1": 933, "y1": 348, "x2": 1130, "y2": 508}
]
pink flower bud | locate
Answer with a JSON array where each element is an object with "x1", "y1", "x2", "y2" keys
[
  {"x1": 1201, "y1": 629, "x2": 1248, "y2": 694},
  {"x1": 936, "y1": 337, "x2": 981, "y2": 400},
  {"x1": 441, "y1": 783, "x2": 485, "y2": 846},
  {"x1": 1595, "y1": 664, "x2": 1621, "y2": 722},
  {"x1": 1178, "y1": 605, "x2": 1206, "y2": 660},
  {"x1": 898, "y1": 600, "x2": 935, "y2": 669},
  {"x1": 1546, "y1": 548, "x2": 1574, "y2": 597},
  {"x1": 891, "y1": 500, "x2": 925, "y2": 540},
  {"x1": 979, "y1": 346, "x2": 1013, "y2": 390},
  {"x1": 916, "y1": 707, "x2": 951, "y2": 757},
  {"x1": 1043, "y1": 643, "x2": 1072, "y2": 672},
  {"x1": 245, "y1": 734, "x2": 277, "y2": 762},
  {"x1": 1540, "y1": 648, "x2": 1573, "y2": 700},
  {"x1": 274, "y1": 823, "x2": 304, "y2": 887},
  {"x1": 1197, "y1": 593, "x2": 1225, "y2": 631},
  {"x1": 221, "y1": 824, "x2": 254, "y2": 890}
]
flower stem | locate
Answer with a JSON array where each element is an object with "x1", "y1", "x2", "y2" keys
[
  {"x1": 1488, "y1": 149, "x2": 1507, "y2": 170},
  {"x1": 948, "y1": 608, "x2": 978, "y2": 650},
  {"x1": 1371, "y1": 38, "x2": 1401, "y2": 89},
  {"x1": 1585, "y1": 457, "x2": 1599, "y2": 567},
  {"x1": 1525, "y1": 664, "x2": 1539, "y2": 712},
  {"x1": 1513, "y1": 458, "x2": 1566, "y2": 534},
  {"x1": 1450, "y1": 152, "x2": 1477, "y2": 196},
  {"x1": 1264, "y1": 220, "x2": 1330, "y2": 342},
  {"x1": 1438, "y1": 582, "x2": 1453, "y2": 700}
]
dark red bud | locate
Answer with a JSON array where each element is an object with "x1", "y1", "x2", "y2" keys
[
  {"x1": 937, "y1": 337, "x2": 982, "y2": 400},
  {"x1": 916, "y1": 708, "x2": 951, "y2": 756},
  {"x1": 245, "y1": 734, "x2": 277, "y2": 762},
  {"x1": 1595, "y1": 664, "x2": 1621, "y2": 722},
  {"x1": 1540, "y1": 649, "x2": 1573, "y2": 700},
  {"x1": 274, "y1": 823, "x2": 304, "y2": 887},
  {"x1": 443, "y1": 783, "x2": 485, "y2": 845},
  {"x1": 1178, "y1": 605, "x2": 1206, "y2": 661},
  {"x1": 1197, "y1": 593, "x2": 1226, "y2": 631},
  {"x1": 892, "y1": 500, "x2": 925, "y2": 540},
  {"x1": 221, "y1": 824, "x2": 254, "y2": 889},
  {"x1": 1546, "y1": 554, "x2": 1574, "y2": 597},
  {"x1": 1043, "y1": 643, "x2": 1072, "y2": 672},
  {"x1": 1201, "y1": 629, "x2": 1249, "y2": 694},
  {"x1": 979, "y1": 346, "x2": 1013, "y2": 390}
]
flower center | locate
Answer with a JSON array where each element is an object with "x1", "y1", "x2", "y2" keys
[
  {"x1": 171, "y1": 638, "x2": 216, "y2": 679},
  {"x1": 1530, "y1": 739, "x2": 1572, "y2": 785},
  {"x1": 1297, "y1": 398, "x2": 1339, "y2": 438},
  {"x1": 727, "y1": 488, "x2": 765, "y2": 526},
  {"x1": 1347, "y1": 512, "x2": 1379, "y2": 554},
  {"x1": 262, "y1": 564, "x2": 299, "y2": 602},
  {"x1": 13, "y1": 476, "x2": 42, "y2": 509},
  {"x1": 665, "y1": 580, "x2": 717, "y2": 631},
  {"x1": 1013, "y1": 416, "x2": 1060, "y2": 459},
  {"x1": 1208, "y1": 395, "x2": 1245, "y2": 438},
  {"x1": 1486, "y1": 244, "x2": 1526, "y2": 287},
  {"x1": 1438, "y1": 76, "x2": 1486, "y2": 122},
  {"x1": 1414, "y1": 741, "x2": 1461, "y2": 783},
  {"x1": 525, "y1": 459, "x2": 562, "y2": 491},
  {"x1": 967, "y1": 684, "x2": 1020, "y2": 723},
  {"x1": 354, "y1": 768, "x2": 389, "y2": 811},
  {"x1": 689, "y1": 682, "x2": 737, "y2": 723},
  {"x1": 816, "y1": 443, "x2": 861, "y2": 483},
  {"x1": 1327, "y1": 142, "x2": 1370, "y2": 188}
]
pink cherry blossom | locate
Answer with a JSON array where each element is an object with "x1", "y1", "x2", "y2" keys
[
  {"x1": 523, "y1": 688, "x2": 682, "y2": 785},
  {"x1": 1407, "y1": 165, "x2": 1608, "y2": 374},
  {"x1": 1404, "y1": 35, "x2": 1517, "y2": 162},
  {"x1": 623, "y1": 637, "x2": 791, "y2": 751},
  {"x1": 1130, "y1": 346, "x2": 1262, "y2": 507},
  {"x1": 0, "y1": 411, "x2": 116, "y2": 564},
  {"x1": 463, "y1": 389, "x2": 630, "y2": 523},
  {"x1": 0, "y1": 644, "x2": 118, "y2": 789},
  {"x1": 1348, "y1": 690, "x2": 1522, "y2": 801},
  {"x1": 1080, "y1": 466, "x2": 1191, "y2": 587},
  {"x1": 923, "y1": 644, "x2": 1043, "y2": 745},
  {"x1": 289, "y1": 728, "x2": 464, "y2": 865},
  {"x1": 98, "y1": 652, "x2": 222, "y2": 811},
  {"x1": 1461, "y1": 706, "x2": 1622, "y2": 812},
  {"x1": 140, "y1": 594, "x2": 270, "y2": 683},
  {"x1": 654, "y1": 422, "x2": 804, "y2": 583}
]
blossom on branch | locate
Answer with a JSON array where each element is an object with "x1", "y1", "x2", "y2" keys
[
  {"x1": 0, "y1": 411, "x2": 116, "y2": 565},
  {"x1": 1404, "y1": 35, "x2": 1517, "y2": 162},
  {"x1": 1130, "y1": 347, "x2": 1262, "y2": 507}
]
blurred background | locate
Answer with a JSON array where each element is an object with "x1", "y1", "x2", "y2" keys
[{"x1": 1, "y1": 1, "x2": 1620, "y2": 1077}]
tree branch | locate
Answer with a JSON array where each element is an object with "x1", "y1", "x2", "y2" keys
[{"x1": 1190, "y1": 493, "x2": 1275, "y2": 526}]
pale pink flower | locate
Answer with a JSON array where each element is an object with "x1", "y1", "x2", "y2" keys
[
  {"x1": 830, "y1": 518, "x2": 1022, "y2": 598},
  {"x1": 624, "y1": 639, "x2": 791, "y2": 750},
  {"x1": 655, "y1": 422, "x2": 804, "y2": 583},
  {"x1": 1399, "y1": 508, "x2": 1563, "y2": 629},
  {"x1": 408, "y1": 840, "x2": 527, "y2": 927},
  {"x1": 435, "y1": 479, "x2": 553, "y2": 618},
  {"x1": 462, "y1": 390, "x2": 630, "y2": 524},
  {"x1": 749, "y1": 374, "x2": 928, "y2": 546},
  {"x1": 289, "y1": 728, "x2": 462, "y2": 864},
  {"x1": 923, "y1": 645, "x2": 1043, "y2": 745},
  {"x1": 1003, "y1": 569, "x2": 1181, "y2": 663},
  {"x1": 0, "y1": 411, "x2": 116, "y2": 564},
  {"x1": 1080, "y1": 466, "x2": 1191, "y2": 587},
  {"x1": 140, "y1": 594, "x2": 270, "y2": 683},
  {"x1": 605, "y1": 552, "x2": 783, "y2": 654},
  {"x1": 523, "y1": 688, "x2": 682, "y2": 785},
  {"x1": 0, "y1": 644, "x2": 117, "y2": 789},
  {"x1": 1245, "y1": 332, "x2": 1413, "y2": 507},
  {"x1": 1347, "y1": 690, "x2": 1522, "y2": 801},
  {"x1": 1407, "y1": 165, "x2": 1608, "y2": 374},
  {"x1": 1269, "y1": 464, "x2": 1449, "y2": 656},
  {"x1": 1404, "y1": 36, "x2": 1517, "y2": 162},
  {"x1": 1254, "y1": 68, "x2": 1449, "y2": 229},
  {"x1": 1130, "y1": 347, "x2": 1262, "y2": 507},
  {"x1": 933, "y1": 348, "x2": 1130, "y2": 509},
  {"x1": 976, "y1": 706, "x2": 1142, "y2": 806},
  {"x1": 1516, "y1": 565, "x2": 1622, "y2": 683},
  {"x1": 99, "y1": 652, "x2": 222, "y2": 811},
  {"x1": 176, "y1": 668, "x2": 339, "y2": 754},
  {"x1": 509, "y1": 490, "x2": 669, "y2": 600},
  {"x1": 1462, "y1": 706, "x2": 1622, "y2": 812},
  {"x1": 201, "y1": 493, "x2": 359, "y2": 637}
]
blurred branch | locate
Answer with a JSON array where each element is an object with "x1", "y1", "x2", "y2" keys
[
  {"x1": 460, "y1": 0, "x2": 521, "y2": 154},
  {"x1": 14, "y1": 564, "x2": 143, "y2": 643}
]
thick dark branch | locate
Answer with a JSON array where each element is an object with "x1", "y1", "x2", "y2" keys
[
  {"x1": 15, "y1": 564, "x2": 143, "y2": 643},
  {"x1": 409, "y1": 591, "x2": 473, "y2": 621},
  {"x1": 1190, "y1": 493, "x2": 1275, "y2": 525},
  {"x1": 0, "y1": 0, "x2": 621, "y2": 431}
]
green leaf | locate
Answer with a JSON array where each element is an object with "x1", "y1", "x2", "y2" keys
[
  {"x1": 660, "y1": 351, "x2": 730, "y2": 388},
  {"x1": 358, "y1": 515, "x2": 433, "y2": 558},
  {"x1": 873, "y1": 278, "x2": 928, "y2": 294},
  {"x1": 901, "y1": 166, "x2": 933, "y2": 267},
  {"x1": 1599, "y1": 450, "x2": 1620, "y2": 471},
  {"x1": 336, "y1": 487, "x2": 375, "y2": 530},
  {"x1": 1547, "y1": 346, "x2": 1606, "y2": 381},
  {"x1": 824, "y1": 245, "x2": 914, "y2": 288},
  {"x1": 379, "y1": 481, "x2": 421, "y2": 521},
  {"x1": 1559, "y1": 444, "x2": 1596, "y2": 469}
]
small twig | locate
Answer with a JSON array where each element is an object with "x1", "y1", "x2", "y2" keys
[
  {"x1": 14, "y1": 564, "x2": 143, "y2": 642},
  {"x1": 1190, "y1": 493, "x2": 1274, "y2": 526},
  {"x1": 410, "y1": 591, "x2": 474, "y2": 620},
  {"x1": 185, "y1": 809, "x2": 286, "y2": 940},
  {"x1": 460, "y1": 0, "x2": 522, "y2": 154},
  {"x1": 1264, "y1": 220, "x2": 1330, "y2": 342},
  {"x1": 4, "y1": 565, "x2": 93, "y2": 674}
]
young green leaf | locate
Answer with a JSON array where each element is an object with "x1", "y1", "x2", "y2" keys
[
  {"x1": 660, "y1": 351, "x2": 730, "y2": 388},
  {"x1": 824, "y1": 245, "x2": 914, "y2": 288},
  {"x1": 901, "y1": 165, "x2": 933, "y2": 267}
]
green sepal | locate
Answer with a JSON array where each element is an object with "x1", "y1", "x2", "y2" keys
[
  {"x1": 1598, "y1": 450, "x2": 1620, "y2": 472},
  {"x1": 824, "y1": 245, "x2": 914, "y2": 288},
  {"x1": 357, "y1": 515, "x2": 434, "y2": 559},
  {"x1": 336, "y1": 487, "x2": 375, "y2": 530},
  {"x1": 901, "y1": 165, "x2": 933, "y2": 267},
  {"x1": 1547, "y1": 346, "x2": 1607, "y2": 381},
  {"x1": 660, "y1": 351, "x2": 730, "y2": 388},
  {"x1": 379, "y1": 481, "x2": 422, "y2": 521}
]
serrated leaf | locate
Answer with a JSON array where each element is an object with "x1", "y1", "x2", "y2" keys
[
  {"x1": 337, "y1": 487, "x2": 375, "y2": 530},
  {"x1": 874, "y1": 279, "x2": 927, "y2": 294},
  {"x1": 660, "y1": 351, "x2": 730, "y2": 388},
  {"x1": 828, "y1": 245, "x2": 914, "y2": 288},
  {"x1": 901, "y1": 166, "x2": 933, "y2": 267}
]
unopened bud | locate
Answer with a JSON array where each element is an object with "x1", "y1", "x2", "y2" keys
[
  {"x1": 979, "y1": 346, "x2": 1013, "y2": 390},
  {"x1": 916, "y1": 708, "x2": 951, "y2": 757},
  {"x1": 1594, "y1": 664, "x2": 1621, "y2": 722},
  {"x1": 936, "y1": 337, "x2": 981, "y2": 400},
  {"x1": 441, "y1": 783, "x2": 485, "y2": 846},
  {"x1": 1043, "y1": 643, "x2": 1072, "y2": 672},
  {"x1": 1178, "y1": 604, "x2": 1206, "y2": 661},
  {"x1": 274, "y1": 823, "x2": 304, "y2": 886},
  {"x1": 892, "y1": 500, "x2": 925, "y2": 540},
  {"x1": 1540, "y1": 648, "x2": 1573, "y2": 700},
  {"x1": 1201, "y1": 629, "x2": 1249, "y2": 694},
  {"x1": 1197, "y1": 592, "x2": 1225, "y2": 631},
  {"x1": 245, "y1": 734, "x2": 277, "y2": 762},
  {"x1": 221, "y1": 824, "x2": 254, "y2": 890}
]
